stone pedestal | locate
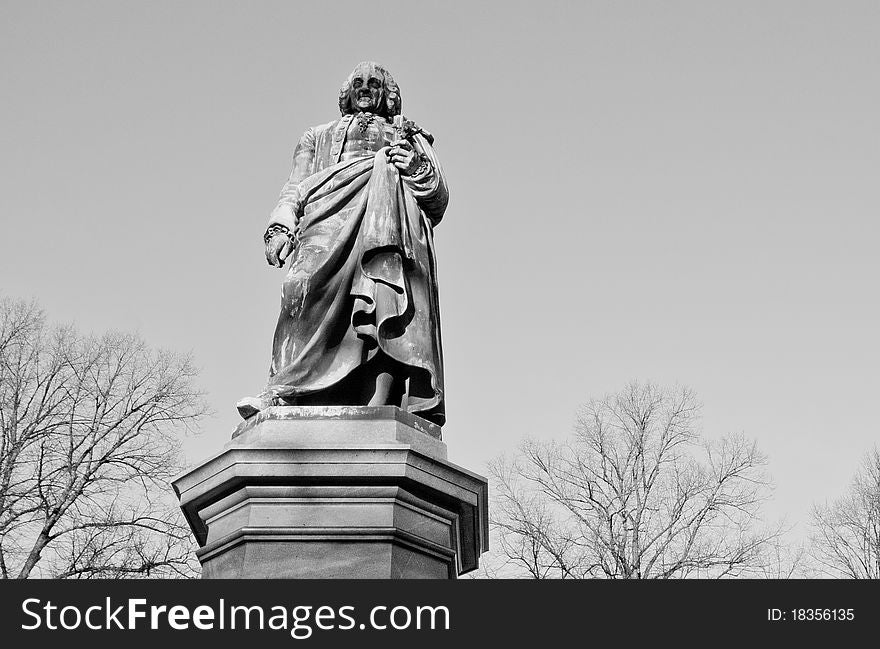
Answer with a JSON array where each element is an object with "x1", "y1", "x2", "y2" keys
[{"x1": 172, "y1": 406, "x2": 488, "y2": 579}]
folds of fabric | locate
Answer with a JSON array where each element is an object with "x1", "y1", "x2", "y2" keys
[{"x1": 265, "y1": 149, "x2": 445, "y2": 424}]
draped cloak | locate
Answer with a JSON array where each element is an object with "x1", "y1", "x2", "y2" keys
[{"x1": 264, "y1": 117, "x2": 447, "y2": 425}]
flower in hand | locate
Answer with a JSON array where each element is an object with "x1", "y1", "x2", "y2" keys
[{"x1": 386, "y1": 139, "x2": 424, "y2": 176}]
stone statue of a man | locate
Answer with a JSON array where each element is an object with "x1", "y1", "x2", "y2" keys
[{"x1": 237, "y1": 62, "x2": 448, "y2": 425}]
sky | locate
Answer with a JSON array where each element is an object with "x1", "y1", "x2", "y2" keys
[{"x1": 1, "y1": 0, "x2": 878, "y2": 545}]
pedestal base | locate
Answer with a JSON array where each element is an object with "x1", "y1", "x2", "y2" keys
[{"x1": 172, "y1": 406, "x2": 488, "y2": 579}]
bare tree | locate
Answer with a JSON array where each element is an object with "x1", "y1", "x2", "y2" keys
[
  {"x1": 0, "y1": 297, "x2": 207, "y2": 578},
  {"x1": 488, "y1": 382, "x2": 787, "y2": 578},
  {"x1": 810, "y1": 448, "x2": 880, "y2": 579}
]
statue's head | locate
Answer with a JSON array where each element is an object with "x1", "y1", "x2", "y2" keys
[{"x1": 338, "y1": 61, "x2": 401, "y2": 119}]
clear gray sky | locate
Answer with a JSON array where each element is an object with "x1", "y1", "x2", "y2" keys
[{"x1": 2, "y1": 0, "x2": 878, "y2": 540}]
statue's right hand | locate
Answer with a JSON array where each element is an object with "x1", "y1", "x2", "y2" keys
[{"x1": 265, "y1": 232, "x2": 294, "y2": 268}]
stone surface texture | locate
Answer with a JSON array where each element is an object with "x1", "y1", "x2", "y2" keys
[{"x1": 173, "y1": 406, "x2": 488, "y2": 579}]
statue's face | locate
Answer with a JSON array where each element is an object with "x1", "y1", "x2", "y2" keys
[{"x1": 348, "y1": 64, "x2": 385, "y2": 114}]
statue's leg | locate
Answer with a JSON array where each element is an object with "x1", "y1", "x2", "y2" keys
[
  {"x1": 364, "y1": 353, "x2": 407, "y2": 408},
  {"x1": 244, "y1": 354, "x2": 410, "y2": 413},
  {"x1": 368, "y1": 371, "x2": 394, "y2": 406}
]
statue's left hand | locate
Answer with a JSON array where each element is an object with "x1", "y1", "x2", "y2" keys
[{"x1": 387, "y1": 139, "x2": 422, "y2": 176}]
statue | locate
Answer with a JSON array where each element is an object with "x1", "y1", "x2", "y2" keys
[{"x1": 237, "y1": 62, "x2": 448, "y2": 426}]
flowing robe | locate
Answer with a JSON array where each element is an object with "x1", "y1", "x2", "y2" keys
[{"x1": 264, "y1": 115, "x2": 448, "y2": 425}]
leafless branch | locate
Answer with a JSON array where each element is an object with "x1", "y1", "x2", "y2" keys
[
  {"x1": 487, "y1": 382, "x2": 787, "y2": 579},
  {"x1": 0, "y1": 297, "x2": 206, "y2": 579},
  {"x1": 810, "y1": 448, "x2": 880, "y2": 579}
]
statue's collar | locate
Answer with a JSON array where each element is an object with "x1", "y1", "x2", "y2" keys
[{"x1": 353, "y1": 112, "x2": 387, "y2": 123}]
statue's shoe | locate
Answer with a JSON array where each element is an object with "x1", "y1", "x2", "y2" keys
[{"x1": 235, "y1": 396, "x2": 270, "y2": 420}]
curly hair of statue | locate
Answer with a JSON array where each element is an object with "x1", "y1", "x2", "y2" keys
[{"x1": 337, "y1": 61, "x2": 402, "y2": 118}]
